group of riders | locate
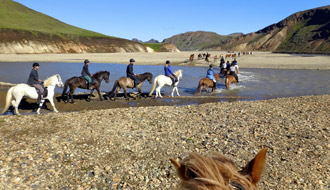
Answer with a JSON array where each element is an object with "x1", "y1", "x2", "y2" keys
[
  {"x1": 27, "y1": 56, "x2": 239, "y2": 102},
  {"x1": 205, "y1": 57, "x2": 239, "y2": 89}
]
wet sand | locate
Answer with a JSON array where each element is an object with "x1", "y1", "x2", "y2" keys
[{"x1": 0, "y1": 51, "x2": 329, "y2": 69}]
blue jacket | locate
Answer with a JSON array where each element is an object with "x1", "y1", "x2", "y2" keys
[
  {"x1": 164, "y1": 65, "x2": 174, "y2": 76},
  {"x1": 206, "y1": 68, "x2": 215, "y2": 80}
]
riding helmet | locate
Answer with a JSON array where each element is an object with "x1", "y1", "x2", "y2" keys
[
  {"x1": 166, "y1": 60, "x2": 170, "y2": 64},
  {"x1": 129, "y1": 58, "x2": 135, "y2": 63},
  {"x1": 209, "y1": 64, "x2": 213, "y2": 68},
  {"x1": 33, "y1": 62, "x2": 40, "y2": 67},
  {"x1": 84, "y1": 59, "x2": 90, "y2": 64}
]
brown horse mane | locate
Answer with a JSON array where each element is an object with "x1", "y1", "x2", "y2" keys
[
  {"x1": 171, "y1": 148, "x2": 267, "y2": 190},
  {"x1": 92, "y1": 71, "x2": 109, "y2": 78}
]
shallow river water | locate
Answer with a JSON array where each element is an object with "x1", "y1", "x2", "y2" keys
[{"x1": 1, "y1": 62, "x2": 330, "y2": 100}]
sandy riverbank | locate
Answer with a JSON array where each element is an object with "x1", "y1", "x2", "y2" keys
[{"x1": 0, "y1": 51, "x2": 329, "y2": 69}]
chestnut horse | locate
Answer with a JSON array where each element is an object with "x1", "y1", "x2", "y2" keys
[
  {"x1": 189, "y1": 54, "x2": 195, "y2": 62},
  {"x1": 170, "y1": 148, "x2": 268, "y2": 190},
  {"x1": 108, "y1": 72, "x2": 153, "y2": 100},
  {"x1": 195, "y1": 73, "x2": 220, "y2": 94},
  {"x1": 225, "y1": 68, "x2": 238, "y2": 90},
  {"x1": 62, "y1": 71, "x2": 110, "y2": 104}
]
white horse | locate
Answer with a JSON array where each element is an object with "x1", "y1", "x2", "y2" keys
[
  {"x1": 149, "y1": 70, "x2": 183, "y2": 98},
  {"x1": 1, "y1": 74, "x2": 64, "y2": 115}
]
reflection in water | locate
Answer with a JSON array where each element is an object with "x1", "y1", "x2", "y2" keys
[{"x1": 0, "y1": 62, "x2": 330, "y2": 100}]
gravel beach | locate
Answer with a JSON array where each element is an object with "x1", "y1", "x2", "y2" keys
[{"x1": 0, "y1": 95, "x2": 329, "y2": 189}]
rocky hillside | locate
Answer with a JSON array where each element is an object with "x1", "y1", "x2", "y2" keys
[
  {"x1": 164, "y1": 6, "x2": 330, "y2": 54},
  {"x1": 163, "y1": 31, "x2": 232, "y2": 51},
  {"x1": 0, "y1": 0, "x2": 149, "y2": 53},
  {"x1": 225, "y1": 5, "x2": 330, "y2": 54}
]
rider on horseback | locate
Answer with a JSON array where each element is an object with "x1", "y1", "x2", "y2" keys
[
  {"x1": 81, "y1": 59, "x2": 94, "y2": 89},
  {"x1": 126, "y1": 58, "x2": 140, "y2": 88},
  {"x1": 164, "y1": 60, "x2": 178, "y2": 86},
  {"x1": 27, "y1": 62, "x2": 44, "y2": 103},
  {"x1": 206, "y1": 64, "x2": 217, "y2": 89},
  {"x1": 229, "y1": 60, "x2": 239, "y2": 83}
]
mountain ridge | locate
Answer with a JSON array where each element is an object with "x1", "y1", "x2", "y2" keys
[{"x1": 164, "y1": 5, "x2": 330, "y2": 54}]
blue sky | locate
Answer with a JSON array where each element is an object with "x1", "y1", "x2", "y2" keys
[{"x1": 14, "y1": 0, "x2": 330, "y2": 42}]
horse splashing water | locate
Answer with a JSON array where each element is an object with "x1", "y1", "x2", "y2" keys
[
  {"x1": 170, "y1": 148, "x2": 268, "y2": 190},
  {"x1": 1, "y1": 74, "x2": 64, "y2": 115},
  {"x1": 148, "y1": 70, "x2": 183, "y2": 98},
  {"x1": 225, "y1": 75, "x2": 238, "y2": 90},
  {"x1": 225, "y1": 68, "x2": 239, "y2": 90},
  {"x1": 108, "y1": 72, "x2": 153, "y2": 100},
  {"x1": 61, "y1": 71, "x2": 110, "y2": 103},
  {"x1": 195, "y1": 73, "x2": 220, "y2": 94}
]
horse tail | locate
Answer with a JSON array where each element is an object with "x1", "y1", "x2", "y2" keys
[
  {"x1": 61, "y1": 80, "x2": 69, "y2": 98},
  {"x1": 2, "y1": 87, "x2": 14, "y2": 114},
  {"x1": 108, "y1": 80, "x2": 118, "y2": 97},
  {"x1": 148, "y1": 77, "x2": 158, "y2": 96},
  {"x1": 225, "y1": 77, "x2": 229, "y2": 89},
  {"x1": 195, "y1": 80, "x2": 204, "y2": 94}
]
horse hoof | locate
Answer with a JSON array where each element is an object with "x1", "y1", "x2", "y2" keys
[{"x1": 87, "y1": 99, "x2": 91, "y2": 102}]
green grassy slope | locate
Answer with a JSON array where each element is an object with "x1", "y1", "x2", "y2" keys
[
  {"x1": 0, "y1": 0, "x2": 110, "y2": 38},
  {"x1": 274, "y1": 6, "x2": 330, "y2": 54}
]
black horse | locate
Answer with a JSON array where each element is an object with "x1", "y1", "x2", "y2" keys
[
  {"x1": 62, "y1": 71, "x2": 110, "y2": 103},
  {"x1": 108, "y1": 72, "x2": 153, "y2": 100}
]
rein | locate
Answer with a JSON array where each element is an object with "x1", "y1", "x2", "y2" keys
[{"x1": 230, "y1": 181, "x2": 245, "y2": 190}]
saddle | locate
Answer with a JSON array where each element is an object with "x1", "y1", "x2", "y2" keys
[
  {"x1": 34, "y1": 87, "x2": 48, "y2": 97},
  {"x1": 81, "y1": 77, "x2": 96, "y2": 85},
  {"x1": 167, "y1": 76, "x2": 176, "y2": 86}
]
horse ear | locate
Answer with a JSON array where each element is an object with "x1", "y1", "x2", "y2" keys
[
  {"x1": 241, "y1": 148, "x2": 268, "y2": 185},
  {"x1": 170, "y1": 158, "x2": 187, "y2": 179},
  {"x1": 170, "y1": 158, "x2": 181, "y2": 169}
]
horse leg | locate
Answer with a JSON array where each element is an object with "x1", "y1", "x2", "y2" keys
[
  {"x1": 36, "y1": 100, "x2": 46, "y2": 114},
  {"x1": 12, "y1": 97, "x2": 22, "y2": 115},
  {"x1": 87, "y1": 89, "x2": 94, "y2": 102},
  {"x1": 171, "y1": 87, "x2": 176, "y2": 97},
  {"x1": 48, "y1": 98, "x2": 59, "y2": 113},
  {"x1": 175, "y1": 86, "x2": 180, "y2": 96},
  {"x1": 113, "y1": 87, "x2": 120, "y2": 101},
  {"x1": 95, "y1": 88, "x2": 103, "y2": 101},
  {"x1": 123, "y1": 87, "x2": 129, "y2": 100},
  {"x1": 156, "y1": 86, "x2": 162, "y2": 98},
  {"x1": 69, "y1": 87, "x2": 76, "y2": 104}
]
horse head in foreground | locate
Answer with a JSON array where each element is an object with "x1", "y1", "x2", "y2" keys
[
  {"x1": 108, "y1": 72, "x2": 153, "y2": 100},
  {"x1": 170, "y1": 148, "x2": 267, "y2": 190},
  {"x1": 195, "y1": 73, "x2": 220, "y2": 94},
  {"x1": 149, "y1": 70, "x2": 183, "y2": 98},
  {"x1": 62, "y1": 71, "x2": 110, "y2": 103},
  {"x1": 2, "y1": 74, "x2": 64, "y2": 115}
]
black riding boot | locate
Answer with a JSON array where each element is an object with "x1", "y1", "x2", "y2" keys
[
  {"x1": 87, "y1": 82, "x2": 90, "y2": 90},
  {"x1": 213, "y1": 81, "x2": 217, "y2": 89},
  {"x1": 37, "y1": 93, "x2": 42, "y2": 104}
]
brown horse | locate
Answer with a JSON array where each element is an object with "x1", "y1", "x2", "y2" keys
[
  {"x1": 225, "y1": 68, "x2": 238, "y2": 90},
  {"x1": 189, "y1": 54, "x2": 195, "y2": 62},
  {"x1": 170, "y1": 148, "x2": 268, "y2": 190},
  {"x1": 62, "y1": 71, "x2": 110, "y2": 103},
  {"x1": 225, "y1": 75, "x2": 237, "y2": 90},
  {"x1": 108, "y1": 72, "x2": 153, "y2": 100},
  {"x1": 195, "y1": 73, "x2": 220, "y2": 94}
]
